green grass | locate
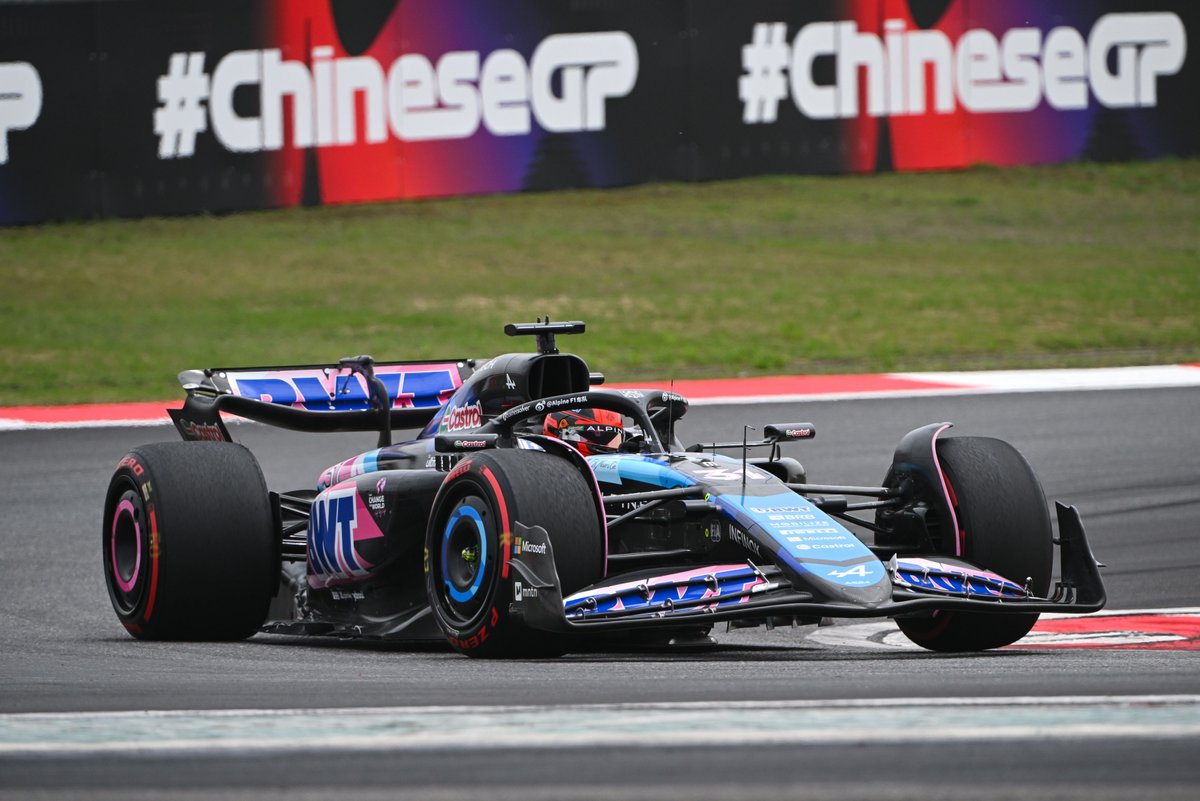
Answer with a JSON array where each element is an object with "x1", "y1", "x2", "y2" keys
[{"x1": 2, "y1": 159, "x2": 1197, "y2": 405}]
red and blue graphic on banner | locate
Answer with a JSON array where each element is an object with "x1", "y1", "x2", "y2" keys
[{"x1": 0, "y1": 0, "x2": 1194, "y2": 222}]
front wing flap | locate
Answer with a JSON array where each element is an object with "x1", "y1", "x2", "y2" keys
[{"x1": 508, "y1": 503, "x2": 1106, "y2": 633}]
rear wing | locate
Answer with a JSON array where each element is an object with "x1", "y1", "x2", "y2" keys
[{"x1": 168, "y1": 358, "x2": 472, "y2": 445}]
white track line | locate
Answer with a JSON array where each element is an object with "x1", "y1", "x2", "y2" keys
[
  {"x1": 2, "y1": 695, "x2": 1198, "y2": 756},
  {"x1": 690, "y1": 364, "x2": 1200, "y2": 405},
  {"x1": 893, "y1": 364, "x2": 1200, "y2": 393}
]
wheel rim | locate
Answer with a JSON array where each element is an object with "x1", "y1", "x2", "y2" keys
[
  {"x1": 437, "y1": 495, "x2": 494, "y2": 625},
  {"x1": 106, "y1": 486, "x2": 146, "y2": 615}
]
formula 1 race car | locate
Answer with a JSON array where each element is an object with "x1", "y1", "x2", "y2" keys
[{"x1": 102, "y1": 321, "x2": 1106, "y2": 656}]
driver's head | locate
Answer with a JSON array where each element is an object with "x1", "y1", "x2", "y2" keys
[{"x1": 543, "y1": 409, "x2": 625, "y2": 455}]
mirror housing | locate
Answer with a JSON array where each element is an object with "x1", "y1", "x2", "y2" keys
[{"x1": 764, "y1": 423, "x2": 816, "y2": 442}]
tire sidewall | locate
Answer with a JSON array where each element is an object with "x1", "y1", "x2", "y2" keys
[
  {"x1": 425, "y1": 456, "x2": 513, "y2": 653},
  {"x1": 101, "y1": 442, "x2": 276, "y2": 641},
  {"x1": 423, "y1": 448, "x2": 604, "y2": 657},
  {"x1": 102, "y1": 455, "x2": 158, "y2": 636}
]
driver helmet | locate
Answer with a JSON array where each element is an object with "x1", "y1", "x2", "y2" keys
[{"x1": 543, "y1": 409, "x2": 625, "y2": 455}]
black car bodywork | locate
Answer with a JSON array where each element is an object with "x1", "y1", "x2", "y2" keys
[{"x1": 103, "y1": 321, "x2": 1106, "y2": 656}]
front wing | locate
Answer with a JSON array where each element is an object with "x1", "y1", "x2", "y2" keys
[{"x1": 508, "y1": 503, "x2": 1107, "y2": 633}]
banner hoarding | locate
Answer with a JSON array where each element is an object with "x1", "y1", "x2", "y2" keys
[{"x1": 0, "y1": 0, "x2": 1194, "y2": 224}]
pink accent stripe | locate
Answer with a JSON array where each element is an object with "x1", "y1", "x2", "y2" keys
[
  {"x1": 579, "y1": 564, "x2": 753, "y2": 598},
  {"x1": 587, "y1": 462, "x2": 609, "y2": 578},
  {"x1": 352, "y1": 495, "x2": 385, "y2": 543},
  {"x1": 110, "y1": 499, "x2": 141, "y2": 593},
  {"x1": 928, "y1": 424, "x2": 962, "y2": 557}
]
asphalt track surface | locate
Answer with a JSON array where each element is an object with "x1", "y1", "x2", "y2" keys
[{"x1": 1, "y1": 387, "x2": 1198, "y2": 799}]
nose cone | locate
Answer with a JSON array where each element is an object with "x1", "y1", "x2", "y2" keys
[
  {"x1": 799, "y1": 559, "x2": 893, "y2": 607},
  {"x1": 734, "y1": 491, "x2": 893, "y2": 607}
]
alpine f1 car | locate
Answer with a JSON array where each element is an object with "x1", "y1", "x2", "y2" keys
[{"x1": 103, "y1": 320, "x2": 1106, "y2": 657}]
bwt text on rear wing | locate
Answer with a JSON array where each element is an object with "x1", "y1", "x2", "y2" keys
[{"x1": 168, "y1": 357, "x2": 472, "y2": 445}]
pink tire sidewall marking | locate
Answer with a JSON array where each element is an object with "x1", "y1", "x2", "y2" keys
[{"x1": 110, "y1": 498, "x2": 142, "y2": 594}]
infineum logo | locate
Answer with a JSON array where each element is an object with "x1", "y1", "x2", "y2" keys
[{"x1": 741, "y1": 12, "x2": 1186, "y2": 123}]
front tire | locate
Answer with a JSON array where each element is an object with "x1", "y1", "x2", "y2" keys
[
  {"x1": 102, "y1": 441, "x2": 277, "y2": 640},
  {"x1": 896, "y1": 437, "x2": 1053, "y2": 652},
  {"x1": 425, "y1": 449, "x2": 603, "y2": 658}
]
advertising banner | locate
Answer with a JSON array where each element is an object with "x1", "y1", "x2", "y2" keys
[{"x1": 0, "y1": 0, "x2": 1195, "y2": 224}]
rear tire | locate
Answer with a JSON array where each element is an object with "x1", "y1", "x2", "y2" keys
[
  {"x1": 102, "y1": 442, "x2": 277, "y2": 640},
  {"x1": 896, "y1": 437, "x2": 1053, "y2": 652},
  {"x1": 425, "y1": 449, "x2": 603, "y2": 658}
]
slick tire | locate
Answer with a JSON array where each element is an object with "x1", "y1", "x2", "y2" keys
[
  {"x1": 896, "y1": 437, "x2": 1053, "y2": 652},
  {"x1": 102, "y1": 441, "x2": 277, "y2": 640},
  {"x1": 425, "y1": 449, "x2": 603, "y2": 658}
]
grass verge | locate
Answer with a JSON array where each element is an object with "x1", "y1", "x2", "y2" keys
[{"x1": 1, "y1": 158, "x2": 1197, "y2": 405}]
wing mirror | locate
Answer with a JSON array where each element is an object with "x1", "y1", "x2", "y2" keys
[{"x1": 764, "y1": 423, "x2": 816, "y2": 442}]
